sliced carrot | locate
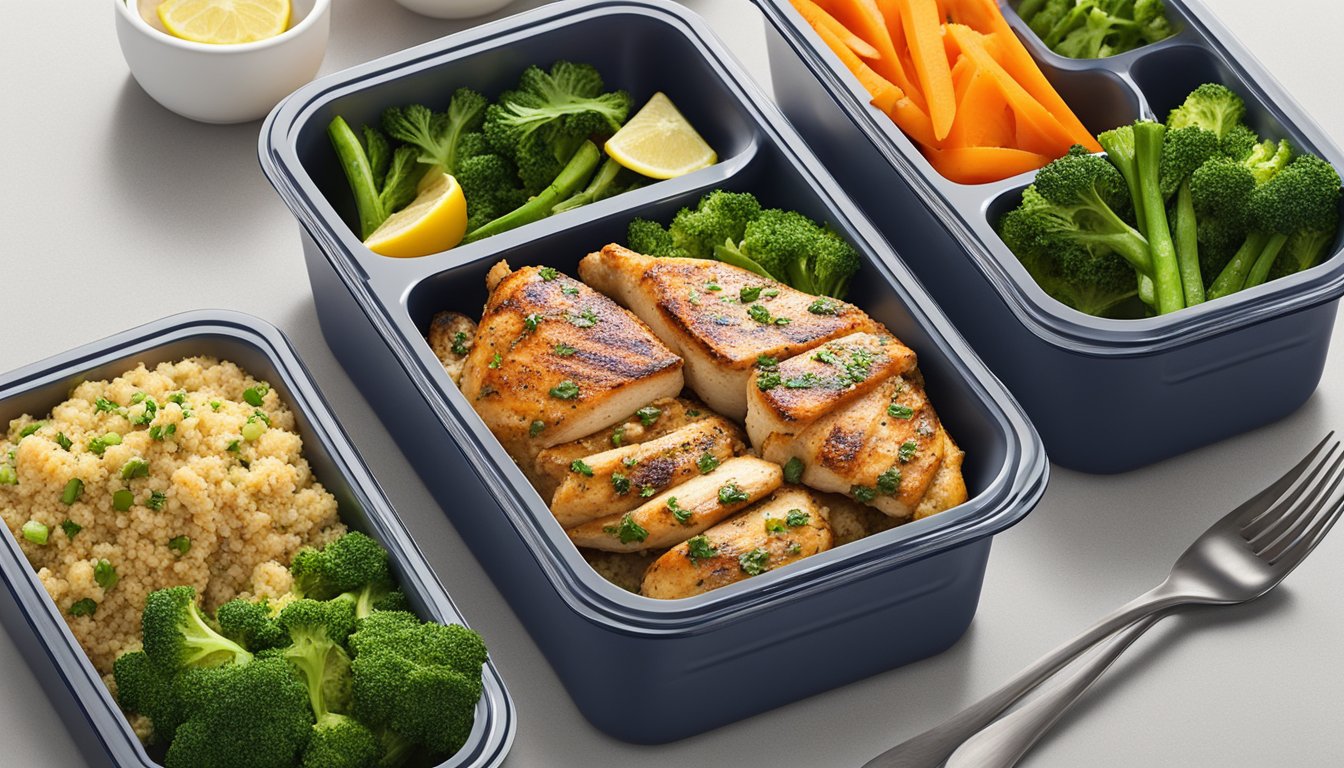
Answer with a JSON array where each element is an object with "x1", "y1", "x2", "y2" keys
[
  {"x1": 812, "y1": 21, "x2": 939, "y2": 148},
  {"x1": 944, "y1": 63, "x2": 1015, "y2": 149},
  {"x1": 792, "y1": 0, "x2": 880, "y2": 60},
  {"x1": 940, "y1": 0, "x2": 999, "y2": 32},
  {"x1": 864, "y1": 0, "x2": 929, "y2": 110},
  {"x1": 894, "y1": 0, "x2": 957, "y2": 141},
  {"x1": 945, "y1": 24, "x2": 1078, "y2": 157},
  {"x1": 924, "y1": 146, "x2": 1052, "y2": 184}
]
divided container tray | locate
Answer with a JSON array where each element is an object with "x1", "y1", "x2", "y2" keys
[
  {"x1": 753, "y1": 0, "x2": 1344, "y2": 473},
  {"x1": 0, "y1": 311, "x2": 515, "y2": 768},
  {"x1": 258, "y1": 0, "x2": 1048, "y2": 744}
]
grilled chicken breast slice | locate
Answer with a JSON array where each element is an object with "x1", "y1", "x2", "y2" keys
[
  {"x1": 567, "y1": 456, "x2": 782, "y2": 552},
  {"x1": 914, "y1": 430, "x2": 968, "y2": 520},
  {"x1": 641, "y1": 486, "x2": 833, "y2": 599},
  {"x1": 745, "y1": 331, "x2": 917, "y2": 447},
  {"x1": 459, "y1": 262, "x2": 685, "y2": 464},
  {"x1": 549, "y1": 416, "x2": 746, "y2": 528},
  {"x1": 578, "y1": 244, "x2": 879, "y2": 420},
  {"x1": 426, "y1": 311, "x2": 478, "y2": 386},
  {"x1": 760, "y1": 373, "x2": 949, "y2": 519}
]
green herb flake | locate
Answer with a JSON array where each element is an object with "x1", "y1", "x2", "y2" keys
[
  {"x1": 765, "y1": 518, "x2": 787, "y2": 534},
  {"x1": 686, "y1": 535, "x2": 718, "y2": 562},
  {"x1": 55, "y1": 432, "x2": 72, "y2": 451},
  {"x1": 132, "y1": 398, "x2": 158, "y2": 426},
  {"x1": 452, "y1": 332, "x2": 471, "y2": 356},
  {"x1": 697, "y1": 453, "x2": 720, "y2": 474},
  {"x1": 762, "y1": 288, "x2": 780, "y2": 298},
  {"x1": 149, "y1": 424, "x2": 177, "y2": 442},
  {"x1": 610, "y1": 426, "x2": 626, "y2": 448},
  {"x1": 69, "y1": 599, "x2": 97, "y2": 617},
  {"x1": 226, "y1": 440, "x2": 241, "y2": 453},
  {"x1": 888, "y1": 403, "x2": 914, "y2": 419},
  {"x1": 739, "y1": 548, "x2": 770, "y2": 576},
  {"x1": 747, "y1": 304, "x2": 772, "y2": 324},
  {"x1": 147, "y1": 491, "x2": 167, "y2": 511},
  {"x1": 120, "y1": 459, "x2": 149, "y2": 481},
  {"x1": 538, "y1": 266, "x2": 559, "y2": 281},
  {"x1": 688, "y1": 288, "x2": 701, "y2": 306},
  {"x1": 18, "y1": 421, "x2": 46, "y2": 438},
  {"x1": 94, "y1": 397, "x2": 119, "y2": 413},
  {"x1": 784, "y1": 373, "x2": 822, "y2": 389},
  {"x1": 756, "y1": 371, "x2": 783, "y2": 391},
  {"x1": 529, "y1": 420, "x2": 546, "y2": 438},
  {"x1": 639, "y1": 485, "x2": 657, "y2": 498},
  {"x1": 877, "y1": 467, "x2": 902, "y2": 496},
  {"x1": 60, "y1": 520, "x2": 81, "y2": 540},
  {"x1": 667, "y1": 497, "x2": 693, "y2": 524},
  {"x1": 561, "y1": 285, "x2": 580, "y2": 296},
  {"x1": 611, "y1": 472, "x2": 632, "y2": 495},
  {"x1": 622, "y1": 457, "x2": 638, "y2": 468},
  {"x1": 704, "y1": 281, "x2": 723, "y2": 292},
  {"x1": 786, "y1": 508, "x2": 810, "y2": 527},
  {"x1": 570, "y1": 459, "x2": 594, "y2": 477},
  {"x1": 488, "y1": 353, "x2": 502, "y2": 369},
  {"x1": 0, "y1": 464, "x2": 16, "y2": 485},
  {"x1": 773, "y1": 316, "x2": 791, "y2": 326},
  {"x1": 755, "y1": 355, "x2": 779, "y2": 370},
  {"x1": 112, "y1": 489, "x2": 134, "y2": 512},
  {"x1": 168, "y1": 536, "x2": 191, "y2": 556},
  {"x1": 687, "y1": 409, "x2": 701, "y2": 417},
  {"x1": 167, "y1": 392, "x2": 189, "y2": 406},
  {"x1": 94, "y1": 560, "x2": 118, "y2": 590},
  {"x1": 21, "y1": 520, "x2": 48, "y2": 545},
  {"x1": 567, "y1": 309, "x2": 599, "y2": 328},
  {"x1": 808, "y1": 298, "x2": 839, "y2": 315},
  {"x1": 898, "y1": 440, "x2": 919, "y2": 463},
  {"x1": 553, "y1": 343, "x2": 576, "y2": 357},
  {"x1": 635, "y1": 405, "x2": 662, "y2": 427},
  {"x1": 851, "y1": 485, "x2": 877, "y2": 503},
  {"x1": 210, "y1": 401, "x2": 222, "y2": 411},
  {"x1": 739, "y1": 285, "x2": 763, "y2": 303},
  {"x1": 718, "y1": 482, "x2": 749, "y2": 505},
  {"x1": 61, "y1": 478, "x2": 85, "y2": 505},
  {"x1": 783, "y1": 457, "x2": 805, "y2": 484},
  {"x1": 549, "y1": 380, "x2": 581, "y2": 400},
  {"x1": 603, "y1": 514, "x2": 648, "y2": 544},
  {"x1": 524, "y1": 313, "x2": 544, "y2": 332},
  {"x1": 787, "y1": 542, "x2": 803, "y2": 555}
]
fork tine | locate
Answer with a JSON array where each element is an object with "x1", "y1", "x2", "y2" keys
[
  {"x1": 1242, "y1": 440, "x2": 1340, "y2": 540},
  {"x1": 1237, "y1": 433, "x2": 1336, "y2": 531},
  {"x1": 1248, "y1": 447, "x2": 1344, "y2": 549},
  {"x1": 1271, "y1": 493, "x2": 1344, "y2": 570},
  {"x1": 1262, "y1": 462, "x2": 1344, "y2": 565}
]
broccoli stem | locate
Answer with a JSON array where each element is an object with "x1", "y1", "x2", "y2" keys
[
  {"x1": 1208, "y1": 231, "x2": 1271, "y2": 299},
  {"x1": 1173, "y1": 181, "x2": 1205, "y2": 306},
  {"x1": 1243, "y1": 233, "x2": 1290, "y2": 290},
  {"x1": 1137, "y1": 275, "x2": 1155, "y2": 307},
  {"x1": 1133, "y1": 122, "x2": 1184, "y2": 314},
  {"x1": 465, "y1": 141, "x2": 602, "y2": 243},
  {"x1": 1099, "y1": 131, "x2": 1147, "y2": 234},
  {"x1": 328, "y1": 116, "x2": 386, "y2": 240},
  {"x1": 712, "y1": 239, "x2": 776, "y2": 279},
  {"x1": 552, "y1": 156, "x2": 623, "y2": 215}
]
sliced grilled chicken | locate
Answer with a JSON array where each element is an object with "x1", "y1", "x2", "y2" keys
[
  {"x1": 578, "y1": 244, "x2": 879, "y2": 420},
  {"x1": 549, "y1": 416, "x2": 746, "y2": 528},
  {"x1": 641, "y1": 486, "x2": 833, "y2": 599},
  {"x1": 820, "y1": 492, "x2": 906, "y2": 547},
  {"x1": 914, "y1": 430, "x2": 968, "y2": 521},
  {"x1": 744, "y1": 331, "x2": 917, "y2": 447},
  {"x1": 426, "y1": 311, "x2": 478, "y2": 386},
  {"x1": 759, "y1": 373, "x2": 949, "y2": 519},
  {"x1": 532, "y1": 397, "x2": 710, "y2": 496},
  {"x1": 459, "y1": 262, "x2": 685, "y2": 464},
  {"x1": 567, "y1": 456, "x2": 782, "y2": 552}
]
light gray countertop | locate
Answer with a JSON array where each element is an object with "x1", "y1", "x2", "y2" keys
[{"x1": 3, "y1": 1, "x2": 1342, "y2": 765}]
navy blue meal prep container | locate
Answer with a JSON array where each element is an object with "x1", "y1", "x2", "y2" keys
[
  {"x1": 258, "y1": 0, "x2": 1048, "y2": 744},
  {"x1": 0, "y1": 311, "x2": 515, "y2": 768},
  {"x1": 752, "y1": 0, "x2": 1344, "y2": 474}
]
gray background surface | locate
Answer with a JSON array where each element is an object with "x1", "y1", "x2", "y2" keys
[{"x1": 3, "y1": 1, "x2": 1342, "y2": 765}]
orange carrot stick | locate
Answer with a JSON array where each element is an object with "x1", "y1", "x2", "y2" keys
[
  {"x1": 944, "y1": 63, "x2": 1015, "y2": 149},
  {"x1": 812, "y1": 21, "x2": 939, "y2": 148},
  {"x1": 860, "y1": 0, "x2": 929, "y2": 110},
  {"x1": 924, "y1": 146, "x2": 1053, "y2": 184},
  {"x1": 793, "y1": 0, "x2": 880, "y2": 59},
  {"x1": 894, "y1": 0, "x2": 957, "y2": 141}
]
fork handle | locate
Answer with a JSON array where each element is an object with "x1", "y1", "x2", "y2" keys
[
  {"x1": 863, "y1": 582, "x2": 1189, "y2": 768},
  {"x1": 943, "y1": 613, "x2": 1164, "y2": 768}
]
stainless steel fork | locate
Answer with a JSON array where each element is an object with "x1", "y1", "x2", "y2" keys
[{"x1": 866, "y1": 433, "x2": 1344, "y2": 768}]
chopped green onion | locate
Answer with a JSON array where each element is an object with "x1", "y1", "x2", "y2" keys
[
  {"x1": 243, "y1": 383, "x2": 269, "y2": 407},
  {"x1": 120, "y1": 458, "x2": 149, "y2": 480},
  {"x1": 241, "y1": 419, "x2": 266, "y2": 442},
  {"x1": 112, "y1": 489, "x2": 134, "y2": 511},
  {"x1": 0, "y1": 464, "x2": 16, "y2": 485},
  {"x1": 166, "y1": 392, "x2": 188, "y2": 406},
  {"x1": 55, "y1": 432, "x2": 72, "y2": 451},
  {"x1": 147, "y1": 491, "x2": 167, "y2": 511},
  {"x1": 210, "y1": 401, "x2": 222, "y2": 411},
  {"x1": 888, "y1": 403, "x2": 914, "y2": 419},
  {"x1": 19, "y1": 421, "x2": 46, "y2": 438},
  {"x1": 62, "y1": 478, "x2": 85, "y2": 505},
  {"x1": 569, "y1": 459, "x2": 594, "y2": 477},
  {"x1": 168, "y1": 536, "x2": 191, "y2": 556},
  {"x1": 21, "y1": 520, "x2": 49, "y2": 545},
  {"x1": 60, "y1": 520, "x2": 81, "y2": 539},
  {"x1": 69, "y1": 599, "x2": 97, "y2": 617},
  {"x1": 94, "y1": 560, "x2": 118, "y2": 590},
  {"x1": 488, "y1": 353, "x2": 502, "y2": 369}
]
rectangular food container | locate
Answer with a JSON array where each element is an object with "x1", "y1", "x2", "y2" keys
[
  {"x1": 258, "y1": 0, "x2": 1048, "y2": 744},
  {"x1": 0, "y1": 310, "x2": 515, "y2": 768},
  {"x1": 752, "y1": 0, "x2": 1344, "y2": 473}
]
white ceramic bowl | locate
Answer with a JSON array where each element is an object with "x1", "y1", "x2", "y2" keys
[
  {"x1": 114, "y1": 0, "x2": 330, "y2": 124},
  {"x1": 392, "y1": 0, "x2": 517, "y2": 20}
]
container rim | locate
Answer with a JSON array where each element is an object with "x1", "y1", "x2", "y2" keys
[
  {"x1": 749, "y1": 0, "x2": 1344, "y2": 358},
  {"x1": 0, "y1": 310, "x2": 515, "y2": 768},
  {"x1": 257, "y1": 0, "x2": 1048, "y2": 635}
]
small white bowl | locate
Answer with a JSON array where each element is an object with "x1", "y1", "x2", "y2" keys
[
  {"x1": 114, "y1": 0, "x2": 330, "y2": 124},
  {"x1": 392, "y1": 0, "x2": 517, "y2": 20}
]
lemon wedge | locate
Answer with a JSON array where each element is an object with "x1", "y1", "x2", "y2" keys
[
  {"x1": 605, "y1": 92, "x2": 717, "y2": 180},
  {"x1": 364, "y1": 173, "x2": 468, "y2": 259},
  {"x1": 158, "y1": 0, "x2": 291, "y2": 45}
]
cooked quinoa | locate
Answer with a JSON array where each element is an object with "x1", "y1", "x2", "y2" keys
[{"x1": 0, "y1": 357, "x2": 346, "y2": 674}]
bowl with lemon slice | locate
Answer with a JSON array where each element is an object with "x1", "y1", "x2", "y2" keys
[{"x1": 115, "y1": 0, "x2": 330, "y2": 123}]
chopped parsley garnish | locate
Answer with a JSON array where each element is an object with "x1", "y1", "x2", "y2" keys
[
  {"x1": 569, "y1": 459, "x2": 594, "y2": 477},
  {"x1": 765, "y1": 518, "x2": 787, "y2": 534},
  {"x1": 746, "y1": 304, "x2": 772, "y2": 324},
  {"x1": 877, "y1": 467, "x2": 902, "y2": 495},
  {"x1": 19, "y1": 421, "x2": 45, "y2": 438},
  {"x1": 667, "y1": 497, "x2": 692, "y2": 524},
  {"x1": 686, "y1": 535, "x2": 718, "y2": 562},
  {"x1": 567, "y1": 308, "x2": 599, "y2": 328},
  {"x1": 603, "y1": 513, "x2": 648, "y2": 544},
  {"x1": 888, "y1": 403, "x2": 914, "y2": 419},
  {"x1": 87, "y1": 432, "x2": 122, "y2": 455},
  {"x1": 61, "y1": 478, "x2": 84, "y2": 505},
  {"x1": 55, "y1": 432, "x2": 72, "y2": 451},
  {"x1": 763, "y1": 288, "x2": 780, "y2": 298},
  {"x1": 549, "y1": 380, "x2": 581, "y2": 400},
  {"x1": 813, "y1": 350, "x2": 838, "y2": 365},
  {"x1": 739, "y1": 548, "x2": 769, "y2": 576},
  {"x1": 562, "y1": 285, "x2": 579, "y2": 296},
  {"x1": 610, "y1": 426, "x2": 626, "y2": 447},
  {"x1": 245, "y1": 383, "x2": 270, "y2": 405},
  {"x1": 60, "y1": 520, "x2": 81, "y2": 539},
  {"x1": 210, "y1": 401, "x2": 222, "y2": 411},
  {"x1": 851, "y1": 485, "x2": 877, "y2": 502},
  {"x1": 69, "y1": 598, "x2": 97, "y2": 617},
  {"x1": 167, "y1": 392, "x2": 189, "y2": 406},
  {"x1": 697, "y1": 453, "x2": 720, "y2": 474},
  {"x1": 112, "y1": 489, "x2": 134, "y2": 512},
  {"x1": 688, "y1": 288, "x2": 701, "y2": 306},
  {"x1": 488, "y1": 353, "x2": 502, "y2": 369},
  {"x1": 635, "y1": 405, "x2": 662, "y2": 427},
  {"x1": 718, "y1": 482, "x2": 749, "y2": 505},
  {"x1": 451, "y1": 332, "x2": 471, "y2": 356},
  {"x1": 622, "y1": 457, "x2": 638, "y2": 468},
  {"x1": 739, "y1": 285, "x2": 763, "y2": 303},
  {"x1": 226, "y1": 440, "x2": 241, "y2": 453},
  {"x1": 611, "y1": 472, "x2": 632, "y2": 495},
  {"x1": 147, "y1": 491, "x2": 168, "y2": 511},
  {"x1": 524, "y1": 313, "x2": 544, "y2": 332},
  {"x1": 529, "y1": 420, "x2": 545, "y2": 438},
  {"x1": 94, "y1": 397, "x2": 119, "y2": 413},
  {"x1": 898, "y1": 440, "x2": 919, "y2": 463},
  {"x1": 756, "y1": 371, "x2": 782, "y2": 391},
  {"x1": 639, "y1": 485, "x2": 657, "y2": 498},
  {"x1": 783, "y1": 457, "x2": 804, "y2": 484},
  {"x1": 538, "y1": 266, "x2": 559, "y2": 281},
  {"x1": 554, "y1": 343, "x2": 576, "y2": 357},
  {"x1": 808, "y1": 298, "x2": 839, "y2": 315},
  {"x1": 705, "y1": 281, "x2": 723, "y2": 292},
  {"x1": 687, "y1": 409, "x2": 701, "y2": 417},
  {"x1": 786, "y1": 509, "x2": 810, "y2": 527},
  {"x1": 755, "y1": 354, "x2": 779, "y2": 370},
  {"x1": 784, "y1": 373, "x2": 822, "y2": 389},
  {"x1": 149, "y1": 424, "x2": 176, "y2": 441},
  {"x1": 787, "y1": 542, "x2": 803, "y2": 555},
  {"x1": 168, "y1": 536, "x2": 191, "y2": 556},
  {"x1": 132, "y1": 398, "x2": 158, "y2": 426},
  {"x1": 120, "y1": 458, "x2": 149, "y2": 480},
  {"x1": 94, "y1": 559, "x2": 118, "y2": 590},
  {"x1": 774, "y1": 316, "x2": 791, "y2": 326},
  {"x1": 843, "y1": 348, "x2": 874, "y2": 384}
]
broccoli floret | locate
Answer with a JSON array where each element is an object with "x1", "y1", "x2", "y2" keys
[
  {"x1": 484, "y1": 61, "x2": 630, "y2": 195},
  {"x1": 1166, "y1": 83, "x2": 1246, "y2": 138},
  {"x1": 1159, "y1": 126, "x2": 1221, "y2": 200},
  {"x1": 1053, "y1": 6, "x2": 1131, "y2": 59},
  {"x1": 291, "y1": 532, "x2": 391, "y2": 601},
  {"x1": 348, "y1": 611, "x2": 488, "y2": 759},
  {"x1": 464, "y1": 141, "x2": 603, "y2": 243},
  {"x1": 277, "y1": 600, "x2": 358, "y2": 738},
  {"x1": 301, "y1": 714, "x2": 381, "y2": 768},
  {"x1": 381, "y1": 88, "x2": 489, "y2": 175},
  {"x1": 142, "y1": 586, "x2": 253, "y2": 671},
  {"x1": 1219, "y1": 124, "x2": 1259, "y2": 161},
  {"x1": 165, "y1": 655, "x2": 314, "y2": 768},
  {"x1": 370, "y1": 589, "x2": 410, "y2": 614},
  {"x1": 1190, "y1": 156, "x2": 1257, "y2": 280},
  {"x1": 216, "y1": 598, "x2": 289, "y2": 652},
  {"x1": 627, "y1": 218, "x2": 688, "y2": 258},
  {"x1": 812, "y1": 229, "x2": 862, "y2": 298},
  {"x1": 1241, "y1": 138, "x2": 1294, "y2": 184},
  {"x1": 1020, "y1": 0, "x2": 1174, "y2": 58},
  {"x1": 737, "y1": 208, "x2": 828, "y2": 291},
  {"x1": 456, "y1": 153, "x2": 529, "y2": 232},
  {"x1": 328, "y1": 118, "x2": 424, "y2": 239},
  {"x1": 114, "y1": 650, "x2": 186, "y2": 745},
  {"x1": 668, "y1": 190, "x2": 763, "y2": 259}
]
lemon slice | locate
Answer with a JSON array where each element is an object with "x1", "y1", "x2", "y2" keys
[
  {"x1": 158, "y1": 0, "x2": 291, "y2": 45},
  {"x1": 364, "y1": 173, "x2": 468, "y2": 259},
  {"x1": 605, "y1": 92, "x2": 717, "y2": 180}
]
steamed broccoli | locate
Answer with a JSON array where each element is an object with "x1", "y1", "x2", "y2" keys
[
  {"x1": 626, "y1": 218, "x2": 689, "y2": 258},
  {"x1": 291, "y1": 532, "x2": 391, "y2": 602},
  {"x1": 1167, "y1": 83, "x2": 1246, "y2": 138},
  {"x1": 142, "y1": 586, "x2": 253, "y2": 671},
  {"x1": 114, "y1": 650, "x2": 186, "y2": 745},
  {"x1": 216, "y1": 597, "x2": 289, "y2": 652},
  {"x1": 1159, "y1": 127, "x2": 1223, "y2": 304},
  {"x1": 464, "y1": 140, "x2": 603, "y2": 242},
  {"x1": 552, "y1": 156, "x2": 643, "y2": 214},
  {"x1": 483, "y1": 61, "x2": 630, "y2": 196},
  {"x1": 1190, "y1": 156, "x2": 1256, "y2": 280},
  {"x1": 328, "y1": 118, "x2": 424, "y2": 239},
  {"x1": 1019, "y1": 0, "x2": 1174, "y2": 58},
  {"x1": 301, "y1": 714, "x2": 380, "y2": 768},
  {"x1": 274, "y1": 599, "x2": 371, "y2": 767},
  {"x1": 348, "y1": 611, "x2": 489, "y2": 760},
  {"x1": 455, "y1": 152, "x2": 530, "y2": 233},
  {"x1": 381, "y1": 88, "x2": 489, "y2": 175},
  {"x1": 668, "y1": 190, "x2": 763, "y2": 259}
]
